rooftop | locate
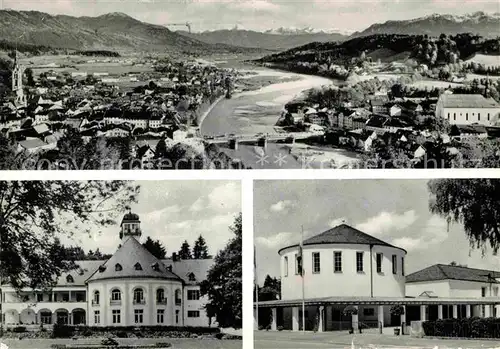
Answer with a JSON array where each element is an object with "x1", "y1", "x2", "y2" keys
[
  {"x1": 278, "y1": 224, "x2": 406, "y2": 254},
  {"x1": 406, "y1": 264, "x2": 500, "y2": 284},
  {"x1": 439, "y1": 94, "x2": 500, "y2": 108}
]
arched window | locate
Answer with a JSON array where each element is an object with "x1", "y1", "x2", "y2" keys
[
  {"x1": 111, "y1": 289, "x2": 121, "y2": 301},
  {"x1": 156, "y1": 288, "x2": 166, "y2": 304},
  {"x1": 175, "y1": 289, "x2": 181, "y2": 306},
  {"x1": 133, "y1": 288, "x2": 144, "y2": 304},
  {"x1": 134, "y1": 262, "x2": 142, "y2": 271},
  {"x1": 188, "y1": 273, "x2": 196, "y2": 282},
  {"x1": 66, "y1": 275, "x2": 74, "y2": 283},
  {"x1": 151, "y1": 262, "x2": 160, "y2": 271},
  {"x1": 115, "y1": 264, "x2": 122, "y2": 271},
  {"x1": 93, "y1": 291, "x2": 100, "y2": 305},
  {"x1": 98, "y1": 265, "x2": 106, "y2": 273}
]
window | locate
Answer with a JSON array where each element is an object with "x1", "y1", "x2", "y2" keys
[
  {"x1": 363, "y1": 308, "x2": 375, "y2": 316},
  {"x1": 111, "y1": 289, "x2": 121, "y2": 301},
  {"x1": 94, "y1": 311, "x2": 100, "y2": 324},
  {"x1": 41, "y1": 311, "x2": 52, "y2": 324},
  {"x1": 187, "y1": 290, "x2": 200, "y2": 300},
  {"x1": 284, "y1": 256, "x2": 288, "y2": 277},
  {"x1": 447, "y1": 113, "x2": 450, "y2": 119},
  {"x1": 175, "y1": 289, "x2": 182, "y2": 305},
  {"x1": 188, "y1": 273, "x2": 196, "y2": 282},
  {"x1": 152, "y1": 262, "x2": 160, "y2": 271},
  {"x1": 112, "y1": 310, "x2": 121, "y2": 324},
  {"x1": 487, "y1": 113, "x2": 490, "y2": 121},
  {"x1": 453, "y1": 113, "x2": 456, "y2": 121},
  {"x1": 294, "y1": 253, "x2": 299, "y2": 275},
  {"x1": 188, "y1": 311, "x2": 200, "y2": 318},
  {"x1": 356, "y1": 252, "x2": 364, "y2": 272},
  {"x1": 334, "y1": 251, "x2": 342, "y2": 272},
  {"x1": 93, "y1": 291, "x2": 100, "y2": 305},
  {"x1": 157, "y1": 309, "x2": 165, "y2": 324},
  {"x1": 401, "y1": 257, "x2": 405, "y2": 276},
  {"x1": 134, "y1": 262, "x2": 142, "y2": 271},
  {"x1": 66, "y1": 275, "x2": 74, "y2": 283},
  {"x1": 466, "y1": 113, "x2": 468, "y2": 121},
  {"x1": 312, "y1": 252, "x2": 320, "y2": 273},
  {"x1": 134, "y1": 309, "x2": 144, "y2": 324},
  {"x1": 115, "y1": 264, "x2": 122, "y2": 271},
  {"x1": 133, "y1": 288, "x2": 144, "y2": 304},
  {"x1": 175, "y1": 310, "x2": 179, "y2": 324},
  {"x1": 392, "y1": 255, "x2": 397, "y2": 274},
  {"x1": 376, "y1": 253, "x2": 383, "y2": 273},
  {"x1": 481, "y1": 287, "x2": 486, "y2": 297},
  {"x1": 37, "y1": 293, "x2": 43, "y2": 302},
  {"x1": 156, "y1": 288, "x2": 165, "y2": 303}
]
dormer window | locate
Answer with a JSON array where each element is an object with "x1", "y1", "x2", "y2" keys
[
  {"x1": 66, "y1": 275, "x2": 74, "y2": 283},
  {"x1": 115, "y1": 264, "x2": 122, "y2": 271},
  {"x1": 98, "y1": 265, "x2": 106, "y2": 273},
  {"x1": 134, "y1": 263, "x2": 142, "y2": 271},
  {"x1": 188, "y1": 273, "x2": 196, "y2": 282},
  {"x1": 152, "y1": 262, "x2": 160, "y2": 271}
]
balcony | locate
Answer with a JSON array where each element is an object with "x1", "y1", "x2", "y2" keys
[
  {"x1": 133, "y1": 299, "x2": 146, "y2": 305},
  {"x1": 110, "y1": 299, "x2": 122, "y2": 306},
  {"x1": 156, "y1": 299, "x2": 167, "y2": 305}
]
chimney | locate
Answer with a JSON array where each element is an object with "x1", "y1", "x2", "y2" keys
[{"x1": 172, "y1": 252, "x2": 178, "y2": 262}]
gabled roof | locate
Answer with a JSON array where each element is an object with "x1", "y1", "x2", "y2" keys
[
  {"x1": 278, "y1": 224, "x2": 406, "y2": 254},
  {"x1": 87, "y1": 237, "x2": 181, "y2": 283},
  {"x1": 439, "y1": 94, "x2": 500, "y2": 108},
  {"x1": 162, "y1": 258, "x2": 213, "y2": 285},
  {"x1": 406, "y1": 264, "x2": 500, "y2": 284}
]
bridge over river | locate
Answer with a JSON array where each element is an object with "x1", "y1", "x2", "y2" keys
[{"x1": 204, "y1": 131, "x2": 325, "y2": 150}]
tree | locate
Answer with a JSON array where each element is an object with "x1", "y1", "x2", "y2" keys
[
  {"x1": 142, "y1": 236, "x2": 167, "y2": 259},
  {"x1": 428, "y1": 179, "x2": 500, "y2": 254},
  {"x1": 200, "y1": 213, "x2": 242, "y2": 328},
  {"x1": 24, "y1": 67, "x2": 34, "y2": 86},
  {"x1": 178, "y1": 240, "x2": 192, "y2": 259},
  {"x1": 193, "y1": 235, "x2": 210, "y2": 259},
  {"x1": 0, "y1": 181, "x2": 140, "y2": 290}
]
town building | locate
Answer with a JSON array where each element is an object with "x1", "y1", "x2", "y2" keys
[
  {"x1": 11, "y1": 51, "x2": 27, "y2": 108},
  {"x1": 435, "y1": 94, "x2": 500, "y2": 126},
  {"x1": 255, "y1": 224, "x2": 500, "y2": 332},
  {"x1": 2, "y1": 212, "x2": 214, "y2": 328}
]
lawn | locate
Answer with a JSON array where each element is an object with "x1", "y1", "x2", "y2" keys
[
  {"x1": 465, "y1": 54, "x2": 500, "y2": 68},
  {"x1": 254, "y1": 330, "x2": 500, "y2": 349},
  {"x1": 1, "y1": 338, "x2": 242, "y2": 349}
]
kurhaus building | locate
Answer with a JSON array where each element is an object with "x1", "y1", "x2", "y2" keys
[
  {"x1": 2, "y1": 212, "x2": 214, "y2": 328},
  {"x1": 256, "y1": 224, "x2": 500, "y2": 332}
]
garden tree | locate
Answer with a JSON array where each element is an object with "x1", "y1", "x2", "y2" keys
[
  {"x1": 0, "y1": 181, "x2": 140, "y2": 291},
  {"x1": 86, "y1": 248, "x2": 112, "y2": 261},
  {"x1": 178, "y1": 240, "x2": 192, "y2": 259},
  {"x1": 428, "y1": 179, "x2": 500, "y2": 254},
  {"x1": 200, "y1": 213, "x2": 242, "y2": 328},
  {"x1": 192, "y1": 234, "x2": 210, "y2": 259},
  {"x1": 142, "y1": 236, "x2": 167, "y2": 259}
]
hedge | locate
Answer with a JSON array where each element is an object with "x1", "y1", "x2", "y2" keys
[
  {"x1": 422, "y1": 317, "x2": 500, "y2": 338},
  {"x1": 51, "y1": 324, "x2": 221, "y2": 338}
]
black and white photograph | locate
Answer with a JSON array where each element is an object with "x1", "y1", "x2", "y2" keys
[
  {"x1": 0, "y1": 180, "x2": 242, "y2": 349},
  {"x1": 254, "y1": 179, "x2": 500, "y2": 348},
  {"x1": 0, "y1": 0, "x2": 499, "y2": 169}
]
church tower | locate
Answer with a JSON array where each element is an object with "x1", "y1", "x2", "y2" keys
[
  {"x1": 119, "y1": 209, "x2": 142, "y2": 240},
  {"x1": 11, "y1": 51, "x2": 27, "y2": 107}
]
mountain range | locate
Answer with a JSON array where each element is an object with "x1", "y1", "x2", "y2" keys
[
  {"x1": 0, "y1": 10, "x2": 256, "y2": 54},
  {"x1": 352, "y1": 11, "x2": 500, "y2": 38}
]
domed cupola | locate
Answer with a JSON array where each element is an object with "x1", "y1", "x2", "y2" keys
[{"x1": 120, "y1": 208, "x2": 142, "y2": 240}]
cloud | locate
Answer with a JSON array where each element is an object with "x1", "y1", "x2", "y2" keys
[
  {"x1": 391, "y1": 215, "x2": 449, "y2": 251},
  {"x1": 329, "y1": 217, "x2": 347, "y2": 228},
  {"x1": 256, "y1": 232, "x2": 293, "y2": 249},
  {"x1": 270, "y1": 200, "x2": 296, "y2": 213},
  {"x1": 356, "y1": 210, "x2": 418, "y2": 235}
]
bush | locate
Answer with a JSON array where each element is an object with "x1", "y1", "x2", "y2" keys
[
  {"x1": 12, "y1": 326, "x2": 26, "y2": 333},
  {"x1": 423, "y1": 317, "x2": 500, "y2": 338},
  {"x1": 52, "y1": 324, "x2": 75, "y2": 338},
  {"x1": 115, "y1": 331, "x2": 128, "y2": 338}
]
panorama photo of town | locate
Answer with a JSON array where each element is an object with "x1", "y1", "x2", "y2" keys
[{"x1": 0, "y1": 0, "x2": 499, "y2": 169}]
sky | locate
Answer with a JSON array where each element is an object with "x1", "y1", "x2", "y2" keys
[
  {"x1": 58, "y1": 180, "x2": 241, "y2": 258},
  {"x1": 254, "y1": 180, "x2": 500, "y2": 285},
  {"x1": 3, "y1": 0, "x2": 499, "y2": 33}
]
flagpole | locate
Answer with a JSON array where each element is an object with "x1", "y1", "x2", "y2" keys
[
  {"x1": 254, "y1": 245, "x2": 259, "y2": 330},
  {"x1": 301, "y1": 226, "x2": 305, "y2": 333}
]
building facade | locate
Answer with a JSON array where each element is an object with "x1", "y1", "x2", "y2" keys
[
  {"x1": 435, "y1": 94, "x2": 500, "y2": 126},
  {"x1": 256, "y1": 224, "x2": 500, "y2": 332},
  {"x1": 2, "y1": 212, "x2": 214, "y2": 328}
]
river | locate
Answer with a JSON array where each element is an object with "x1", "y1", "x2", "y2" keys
[{"x1": 200, "y1": 68, "x2": 361, "y2": 169}]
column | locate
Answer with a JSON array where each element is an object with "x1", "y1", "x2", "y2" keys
[
  {"x1": 377, "y1": 305, "x2": 384, "y2": 328},
  {"x1": 420, "y1": 305, "x2": 427, "y2": 321},
  {"x1": 452, "y1": 305, "x2": 458, "y2": 319},
  {"x1": 292, "y1": 307, "x2": 299, "y2": 331},
  {"x1": 437, "y1": 305, "x2": 443, "y2": 319},
  {"x1": 466, "y1": 304, "x2": 471, "y2": 318},
  {"x1": 351, "y1": 306, "x2": 359, "y2": 330},
  {"x1": 271, "y1": 308, "x2": 277, "y2": 331},
  {"x1": 317, "y1": 306, "x2": 324, "y2": 332},
  {"x1": 400, "y1": 305, "x2": 406, "y2": 328}
]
